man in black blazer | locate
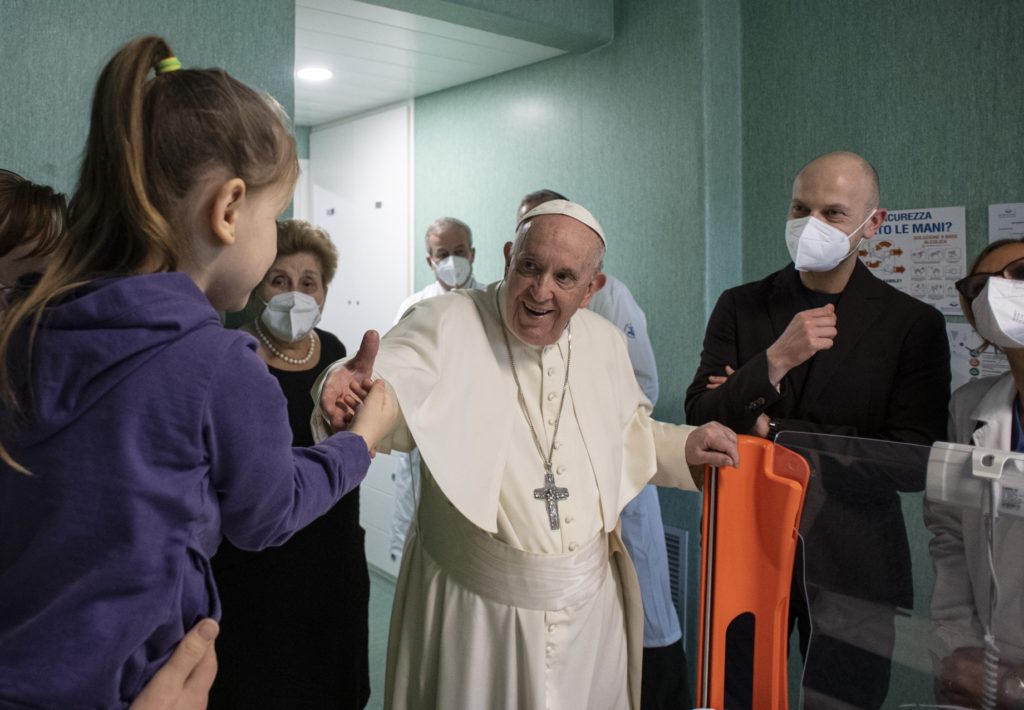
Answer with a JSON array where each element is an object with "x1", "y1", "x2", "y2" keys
[{"x1": 685, "y1": 151, "x2": 950, "y2": 708}]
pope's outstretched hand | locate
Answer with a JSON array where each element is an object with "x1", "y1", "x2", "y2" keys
[
  {"x1": 684, "y1": 422, "x2": 739, "y2": 469},
  {"x1": 320, "y1": 330, "x2": 379, "y2": 431}
]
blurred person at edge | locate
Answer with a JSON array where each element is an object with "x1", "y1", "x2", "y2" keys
[{"x1": 0, "y1": 169, "x2": 66, "y2": 303}]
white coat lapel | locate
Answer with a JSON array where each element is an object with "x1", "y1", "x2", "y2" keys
[
  {"x1": 970, "y1": 372, "x2": 1016, "y2": 450},
  {"x1": 967, "y1": 372, "x2": 1022, "y2": 562}
]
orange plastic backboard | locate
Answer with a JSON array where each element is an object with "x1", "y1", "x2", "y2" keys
[{"x1": 696, "y1": 435, "x2": 810, "y2": 710}]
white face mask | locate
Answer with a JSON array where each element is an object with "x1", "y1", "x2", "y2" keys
[
  {"x1": 972, "y1": 277, "x2": 1024, "y2": 350},
  {"x1": 260, "y1": 291, "x2": 322, "y2": 343},
  {"x1": 785, "y1": 210, "x2": 876, "y2": 272},
  {"x1": 433, "y1": 255, "x2": 472, "y2": 289}
]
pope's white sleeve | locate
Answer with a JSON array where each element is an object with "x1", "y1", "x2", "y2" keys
[{"x1": 648, "y1": 421, "x2": 700, "y2": 491}]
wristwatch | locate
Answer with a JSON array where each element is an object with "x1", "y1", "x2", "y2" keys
[{"x1": 767, "y1": 418, "x2": 780, "y2": 442}]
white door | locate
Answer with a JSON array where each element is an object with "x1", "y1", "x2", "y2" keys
[
  {"x1": 309, "y1": 103, "x2": 412, "y2": 579},
  {"x1": 310, "y1": 103, "x2": 411, "y2": 348}
]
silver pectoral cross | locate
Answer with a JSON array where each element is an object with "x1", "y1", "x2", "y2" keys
[{"x1": 533, "y1": 468, "x2": 570, "y2": 531}]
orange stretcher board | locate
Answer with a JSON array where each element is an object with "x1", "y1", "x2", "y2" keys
[{"x1": 696, "y1": 435, "x2": 810, "y2": 710}]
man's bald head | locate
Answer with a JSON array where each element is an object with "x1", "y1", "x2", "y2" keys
[{"x1": 795, "y1": 151, "x2": 880, "y2": 212}]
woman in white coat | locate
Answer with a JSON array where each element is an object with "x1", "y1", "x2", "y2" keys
[{"x1": 926, "y1": 238, "x2": 1024, "y2": 708}]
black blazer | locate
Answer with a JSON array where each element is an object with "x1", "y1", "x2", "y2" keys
[{"x1": 685, "y1": 261, "x2": 951, "y2": 607}]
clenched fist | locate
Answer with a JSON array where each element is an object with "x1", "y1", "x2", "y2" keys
[{"x1": 766, "y1": 304, "x2": 837, "y2": 385}]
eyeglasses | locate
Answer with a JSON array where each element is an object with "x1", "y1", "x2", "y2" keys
[{"x1": 955, "y1": 256, "x2": 1024, "y2": 302}]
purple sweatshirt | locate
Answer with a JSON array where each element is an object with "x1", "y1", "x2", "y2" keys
[{"x1": 0, "y1": 273, "x2": 369, "y2": 708}]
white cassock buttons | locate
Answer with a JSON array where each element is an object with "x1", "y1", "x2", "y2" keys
[
  {"x1": 547, "y1": 392, "x2": 557, "y2": 401},
  {"x1": 547, "y1": 367, "x2": 556, "y2": 376},
  {"x1": 568, "y1": 542, "x2": 578, "y2": 551}
]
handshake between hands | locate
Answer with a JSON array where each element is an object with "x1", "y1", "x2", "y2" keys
[{"x1": 319, "y1": 330, "x2": 398, "y2": 456}]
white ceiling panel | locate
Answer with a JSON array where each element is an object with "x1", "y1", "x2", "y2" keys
[{"x1": 294, "y1": 0, "x2": 564, "y2": 126}]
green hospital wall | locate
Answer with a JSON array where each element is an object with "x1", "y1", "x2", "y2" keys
[
  {"x1": 0, "y1": 0, "x2": 295, "y2": 194},
  {"x1": 413, "y1": 0, "x2": 709, "y2": 424},
  {"x1": 741, "y1": 0, "x2": 1024, "y2": 282}
]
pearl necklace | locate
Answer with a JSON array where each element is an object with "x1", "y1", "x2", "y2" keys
[{"x1": 254, "y1": 319, "x2": 318, "y2": 365}]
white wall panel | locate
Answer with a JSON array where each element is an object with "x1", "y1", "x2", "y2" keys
[{"x1": 310, "y1": 103, "x2": 411, "y2": 577}]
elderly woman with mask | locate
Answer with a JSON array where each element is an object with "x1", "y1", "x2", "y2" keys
[
  {"x1": 927, "y1": 238, "x2": 1024, "y2": 709},
  {"x1": 211, "y1": 219, "x2": 370, "y2": 709}
]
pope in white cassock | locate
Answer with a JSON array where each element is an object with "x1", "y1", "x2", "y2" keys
[{"x1": 312, "y1": 199, "x2": 738, "y2": 710}]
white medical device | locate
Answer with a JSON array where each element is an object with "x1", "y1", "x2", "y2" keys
[
  {"x1": 926, "y1": 441, "x2": 1023, "y2": 710},
  {"x1": 927, "y1": 441, "x2": 1024, "y2": 518}
]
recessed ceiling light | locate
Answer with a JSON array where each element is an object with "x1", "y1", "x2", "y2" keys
[{"x1": 296, "y1": 67, "x2": 333, "y2": 82}]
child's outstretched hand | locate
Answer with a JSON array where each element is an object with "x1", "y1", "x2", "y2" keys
[{"x1": 347, "y1": 379, "x2": 398, "y2": 457}]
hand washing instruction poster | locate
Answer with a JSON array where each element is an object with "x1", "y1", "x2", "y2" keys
[{"x1": 858, "y1": 206, "x2": 966, "y2": 315}]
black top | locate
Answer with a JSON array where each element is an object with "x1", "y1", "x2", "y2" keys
[
  {"x1": 210, "y1": 328, "x2": 370, "y2": 709},
  {"x1": 798, "y1": 278, "x2": 841, "y2": 309}
]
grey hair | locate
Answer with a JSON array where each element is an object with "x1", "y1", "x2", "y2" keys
[{"x1": 424, "y1": 216, "x2": 472, "y2": 248}]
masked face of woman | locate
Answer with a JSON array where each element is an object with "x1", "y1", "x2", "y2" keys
[{"x1": 256, "y1": 251, "x2": 326, "y2": 342}]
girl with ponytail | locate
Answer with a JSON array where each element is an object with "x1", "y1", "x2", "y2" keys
[{"x1": 0, "y1": 36, "x2": 394, "y2": 707}]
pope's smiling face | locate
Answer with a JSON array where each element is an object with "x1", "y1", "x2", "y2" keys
[{"x1": 502, "y1": 214, "x2": 606, "y2": 347}]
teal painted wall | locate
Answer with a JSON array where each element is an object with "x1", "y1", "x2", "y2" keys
[
  {"x1": 0, "y1": 0, "x2": 295, "y2": 193},
  {"x1": 741, "y1": 0, "x2": 1024, "y2": 283},
  {"x1": 414, "y1": 0, "x2": 707, "y2": 425},
  {"x1": 296, "y1": 125, "x2": 311, "y2": 160},
  {"x1": 702, "y1": 0, "x2": 742, "y2": 319}
]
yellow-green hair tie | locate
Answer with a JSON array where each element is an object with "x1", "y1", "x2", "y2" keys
[{"x1": 157, "y1": 56, "x2": 182, "y2": 74}]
